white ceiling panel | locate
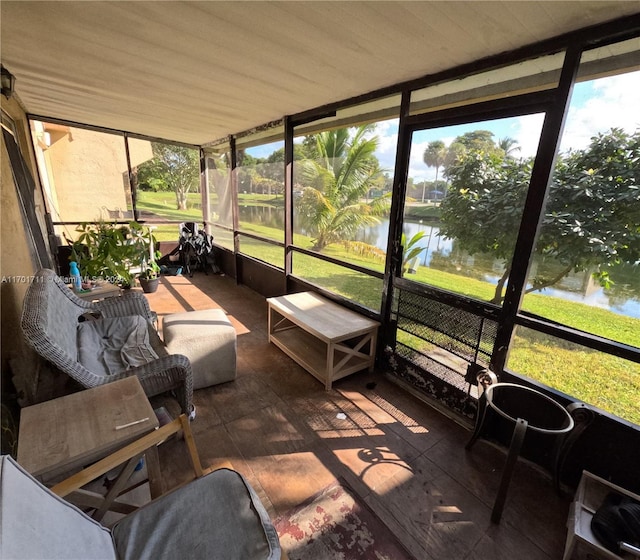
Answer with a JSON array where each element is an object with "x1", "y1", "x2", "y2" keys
[{"x1": 1, "y1": 1, "x2": 638, "y2": 145}]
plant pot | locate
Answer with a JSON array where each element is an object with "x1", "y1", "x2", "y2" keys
[{"x1": 139, "y1": 277, "x2": 159, "y2": 294}]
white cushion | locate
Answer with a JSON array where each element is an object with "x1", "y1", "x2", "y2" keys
[
  {"x1": 163, "y1": 309, "x2": 236, "y2": 389},
  {"x1": 0, "y1": 455, "x2": 116, "y2": 560}
]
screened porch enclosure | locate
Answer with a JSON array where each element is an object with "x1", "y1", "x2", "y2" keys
[
  {"x1": 29, "y1": 27, "x2": 640, "y2": 430},
  {"x1": 2, "y1": 4, "x2": 639, "y2": 494}
]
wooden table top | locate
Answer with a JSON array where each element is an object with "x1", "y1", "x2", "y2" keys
[
  {"x1": 268, "y1": 291, "x2": 379, "y2": 342},
  {"x1": 18, "y1": 377, "x2": 158, "y2": 481},
  {"x1": 73, "y1": 281, "x2": 121, "y2": 300}
]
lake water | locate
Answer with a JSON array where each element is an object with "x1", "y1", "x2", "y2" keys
[
  {"x1": 239, "y1": 205, "x2": 640, "y2": 319},
  {"x1": 359, "y1": 219, "x2": 640, "y2": 320}
]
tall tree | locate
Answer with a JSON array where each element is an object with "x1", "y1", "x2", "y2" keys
[
  {"x1": 455, "y1": 130, "x2": 497, "y2": 152},
  {"x1": 440, "y1": 150, "x2": 531, "y2": 302},
  {"x1": 440, "y1": 128, "x2": 640, "y2": 304},
  {"x1": 296, "y1": 125, "x2": 389, "y2": 252},
  {"x1": 537, "y1": 128, "x2": 640, "y2": 291},
  {"x1": 422, "y1": 140, "x2": 447, "y2": 202},
  {"x1": 138, "y1": 143, "x2": 200, "y2": 210}
]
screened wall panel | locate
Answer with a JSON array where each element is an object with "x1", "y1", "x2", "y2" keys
[
  {"x1": 205, "y1": 144, "x2": 233, "y2": 250},
  {"x1": 234, "y1": 124, "x2": 285, "y2": 250},
  {"x1": 511, "y1": 36, "x2": 640, "y2": 421},
  {"x1": 401, "y1": 114, "x2": 545, "y2": 305},
  {"x1": 30, "y1": 121, "x2": 131, "y2": 235},
  {"x1": 292, "y1": 252, "x2": 383, "y2": 312}
]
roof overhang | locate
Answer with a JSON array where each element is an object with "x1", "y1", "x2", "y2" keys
[{"x1": 1, "y1": 1, "x2": 639, "y2": 145}]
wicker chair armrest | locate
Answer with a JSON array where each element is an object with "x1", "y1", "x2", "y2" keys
[
  {"x1": 93, "y1": 292, "x2": 153, "y2": 319},
  {"x1": 108, "y1": 354, "x2": 194, "y2": 415}
]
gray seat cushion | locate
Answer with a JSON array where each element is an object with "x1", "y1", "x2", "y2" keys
[
  {"x1": 111, "y1": 468, "x2": 280, "y2": 560},
  {"x1": 163, "y1": 309, "x2": 236, "y2": 389},
  {"x1": 0, "y1": 455, "x2": 115, "y2": 560},
  {"x1": 77, "y1": 316, "x2": 160, "y2": 376}
]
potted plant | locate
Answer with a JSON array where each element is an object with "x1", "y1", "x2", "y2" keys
[
  {"x1": 130, "y1": 224, "x2": 162, "y2": 293},
  {"x1": 69, "y1": 220, "x2": 160, "y2": 290},
  {"x1": 70, "y1": 221, "x2": 137, "y2": 288},
  {"x1": 138, "y1": 260, "x2": 161, "y2": 293}
]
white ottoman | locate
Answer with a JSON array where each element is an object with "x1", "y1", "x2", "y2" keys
[{"x1": 163, "y1": 309, "x2": 237, "y2": 389}]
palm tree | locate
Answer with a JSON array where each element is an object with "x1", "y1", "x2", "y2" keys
[
  {"x1": 498, "y1": 137, "x2": 521, "y2": 158},
  {"x1": 297, "y1": 125, "x2": 390, "y2": 252},
  {"x1": 422, "y1": 140, "x2": 447, "y2": 202},
  {"x1": 401, "y1": 231, "x2": 428, "y2": 274}
]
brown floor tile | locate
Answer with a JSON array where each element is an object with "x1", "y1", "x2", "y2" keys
[
  {"x1": 144, "y1": 273, "x2": 569, "y2": 559},
  {"x1": 375, "y1": 453, "x2": 493, "y2": 559},
  {"x1": 247, "y1": 446, "x2": 338, "y2": 515},
  {"x1": 468, "y1": 524, "x2": 554, "y2": 560}
]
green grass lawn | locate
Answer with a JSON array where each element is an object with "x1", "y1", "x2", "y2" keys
[
  {"x1": 136, "y1": 191, "x2": 202, "y2": 221},
  {"x1": 507, "y1": 329, "x2": 639, "y2": 424},
  {"x1": 135, "y1": 191, "x2": 201, "y2": 242},
  {"x1": 403, "y1": 203, "x2": 442, "y2": 222},
  {"x1": 237, "y1": 226, "x2": 640, "y2": 425},
  {"x1": 137, "y1": 193, "x2": 640, "y2": 424}
]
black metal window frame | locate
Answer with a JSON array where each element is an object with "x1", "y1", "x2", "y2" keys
[
  {"x1": 27, "y1": 118, "x2": 202, "y2": 233},
  {"x1": 25, "y1": 15, "x2": 640, "y2": 396}
]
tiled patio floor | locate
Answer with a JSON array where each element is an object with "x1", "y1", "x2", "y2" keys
[{"x1": 145, "y1": 272, "x2": 571, "y2": 560}]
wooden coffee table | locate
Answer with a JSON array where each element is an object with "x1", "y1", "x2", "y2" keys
[
  {"x1": 267, "y1": 291, "x2": 379, "y2": 390},
  {"x1": 17, "y1": 377, "x2": 162, "y2": 509}
]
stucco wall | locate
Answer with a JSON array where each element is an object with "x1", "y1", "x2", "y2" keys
[
  {"x1": 1, "y1": 97, "x2": 55, "y2": 404},
  {"x1": 39, "y1": 126, "x2": 130, "y2": 223},
  {"x1": 33, "y1": 124, "x2": 152, "y2": 227}
]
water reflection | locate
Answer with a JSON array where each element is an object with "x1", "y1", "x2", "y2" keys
[
  {"x1": 238, "y1": 205, "x2": 640, "y2": 318},
  {"x1": 362, "y1": 218, "x2": 640, "y2": 319},
  {"x1": 238, "y1": 204, "x2": 284, "y2": 229}
]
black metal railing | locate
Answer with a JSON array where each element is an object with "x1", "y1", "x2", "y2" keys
[{"x1": 384, "y1": 282, "x2": 499, "y2": 418}]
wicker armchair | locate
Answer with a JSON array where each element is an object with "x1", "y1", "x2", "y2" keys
[{"x1": 20, "y1": 268, "x2": 193, "y2": 415}]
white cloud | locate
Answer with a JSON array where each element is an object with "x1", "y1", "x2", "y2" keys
[
  {"x1": 409, "y1": 140, "x2": 432, "y2": 181},
  {"x1": 408, "y1": 135, "x2": 457, "y2": 181},
  {"x1": 560, "y1": 72, "x2": 640, "y2": 152},
  {"x1": 512, "y1": 114, "x2": 545, "y2": 158},
  {"x1": 372, "y1": 120, "x2": 400, "y2": 172},
  {"x1": 355, "y1": 70, "x2": 640, "y2": 182}
]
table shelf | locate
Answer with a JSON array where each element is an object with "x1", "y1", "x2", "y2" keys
[
  {"x1": 564, "y1": 470, "x2": 640, "y2": 559},
  {"x1": 268, "y1": 292, "x2": 379, "y2": 390},
  {"x1": 17, "y1": 377, "x2": 162, "y2": 503}
]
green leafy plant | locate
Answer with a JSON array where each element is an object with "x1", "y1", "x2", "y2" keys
[
  {"x1": 70, "y1": 221, "x2": 159, "y2": 287},
  {"x1": 139, "y1": 259, "x2": 161, "y2": 280},
  {"x1": 71, "y1": 221, "x2": 134, "y2": 286},
  {"x1": 295, "y1": 125, "x2": 390, "y2": 252},
  {"x1": 440, "y1": 128, "x2": 640, "y2": 304},
  {"x1": 401, "y1": 231, "x2": 428, "y2": 274},
  {"x1": 127, "y1": 223, "x2": 161, "y2": 280}
]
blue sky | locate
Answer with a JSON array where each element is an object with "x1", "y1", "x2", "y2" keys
[
  {"x1": 246, "y1": 141, "x2": 283, "y2": 159},
  {"x1": 247, "y1": 70, "x2": 640, "y2": 182},
  {"x1": 404, "y1": 71, "x2": 640, "y2": 182}
]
